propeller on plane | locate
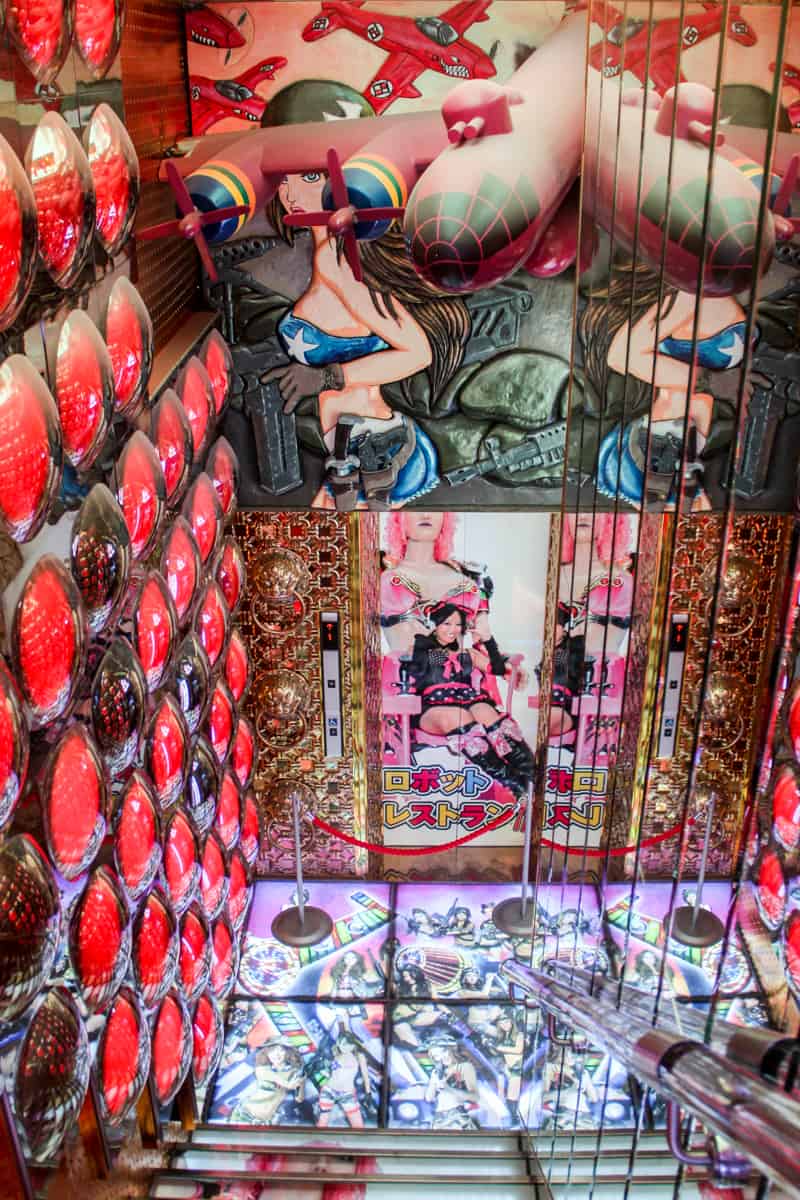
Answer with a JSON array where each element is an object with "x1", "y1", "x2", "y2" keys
[
  {"x1": 136, "y1": 161, "x2": 249, "y2": 283},
  {"x1": 281, "y1": 147, "x2": 405, "y2": 283}
]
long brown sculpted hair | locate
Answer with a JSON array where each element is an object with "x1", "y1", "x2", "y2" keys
[
  {"x1": 267, "y1": 189, "x2": 470, "y2": 397},
  {"x1": 579, "y1": 260, "x2": 679, "y2": 403}
]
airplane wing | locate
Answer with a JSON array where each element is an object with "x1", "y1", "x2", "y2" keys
[
  {"x1": 441, "y1": 0, "x2": 493, "y2": 34},
  {"x1": 362, "y1": 52, "x2": 426, "y2": 115}
]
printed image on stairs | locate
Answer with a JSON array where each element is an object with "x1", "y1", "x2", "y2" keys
[{"x1": 206, "y1": 881, "x2": 770, "y2": 1134}]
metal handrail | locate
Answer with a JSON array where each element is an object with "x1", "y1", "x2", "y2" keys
[{"x1": 502, "y1": 959, "x2": 800, "y2": 1197}]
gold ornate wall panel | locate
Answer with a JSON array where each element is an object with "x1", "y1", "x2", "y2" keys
[
  {"x1": 235, "y1": 511, "x2": 366, "y2": 878},
  {"x1": 628, "y1": 515, "x2": 791, "y2": 880},
  {"x1": 605, "y1": 513, "x2": 664, "y2": 880}
]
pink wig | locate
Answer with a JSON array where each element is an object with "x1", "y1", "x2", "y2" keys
[
  {"x1": 561, "y1": 513, "x2": 637, "y2": 566},
  {"x1": 383, "y1": 512, "x2": 458, "y2": 566}
]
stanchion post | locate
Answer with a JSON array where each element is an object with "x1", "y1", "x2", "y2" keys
[
  {"x1": 493, "y1": 782, "x2": 537, "y2": 936},
  {"x1": 271, "y1": 787, "x2": 333, "y2": 948},
  {"x1": 670, "y1": 792, "x2": 725, "y2": 947}
]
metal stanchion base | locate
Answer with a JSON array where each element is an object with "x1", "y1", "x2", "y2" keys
[
  {"x1": 272, "y1": 906, "x2": 333, "y2": 948},
  {"x1": 668, "y1": 905, "x2": 725, "y2": 948},
  {"x1": 492, "y1": 897, "x2": 536, "y2": 937}
]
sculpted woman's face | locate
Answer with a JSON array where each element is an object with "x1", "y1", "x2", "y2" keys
[
  {"x1": 278, "y1": 171, "x2": 326, "y2": 215},
  {"x1": 402, "y1": 512, "x2": 444, "y2": 544}
]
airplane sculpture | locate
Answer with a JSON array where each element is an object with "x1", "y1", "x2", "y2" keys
[
  {"x1": 189, "y1": 57, "x2": 289, "y2": 134},
  {"x1": 143, "y1": 4, "x2": 798, "y2": 295},
  {"x1": 301, "y1": 0, "x2": 496, "y2": 115},
  {"x1": 773, "y1": 60, "x2": 800, "y2": 129},
  {"x1": 186, "y1": 5, "x2": 247, "y2": 53},
  {"x1": 589, "y1": 2, "x2": 758, "y2": 94}
]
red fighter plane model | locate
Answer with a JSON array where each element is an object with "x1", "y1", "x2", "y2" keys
[
  {"x1": 189, "y1": 58, "x2": 289, "y2": 134},
  {"x1": 301, "y1": 0, "x2": 497, "y2": 114},
  {"x1": 142, "y1": 5, "x2": 797, "y2": 294},
  {"x1": 589, "y1": 1, "x2": 758, "y2": 94},
  {"x1": 773, "y1": 61, "x2": 800, "y2": 130},
  {"x1": 186, "y1": 5, "x2": 246, "y2": 53}
]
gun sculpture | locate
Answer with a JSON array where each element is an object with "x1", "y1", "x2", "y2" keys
[
  {"x1": 444, "y1": 420, "x2": 567, "y2": 487},
  {"x1": 232, "y1": 341, "x2": 303, "y2": 496}
]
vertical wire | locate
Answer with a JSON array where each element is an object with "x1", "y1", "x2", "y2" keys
[
  {"x1": 542, "y1": 2, "x2": 633, "y2": 1180},
  {"x1": 654, "y1": 0, "x2": 789, "y2": 1045},
  {"x1": 534, "y1": 3, "x2": 612, "y2": 1170},
  {"x1": 379, "y1": 880, "x2": 399, "y2": 1129},
  {"x1": 556, "y1": 1, "x2": 646, "y2": 1184},
  {"x1": 582, "y1": 0, "x2": 669, "y2": 1183},
  {"x1": 701, "y1": 0, "x2": 792, "y2": 1046}
]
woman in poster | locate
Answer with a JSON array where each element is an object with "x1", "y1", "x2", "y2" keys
[
  {"x1": 234, "y1": 1039, "x2": 305, "y2": 1124},
  {"x1": 546, "y1": 512, "x2": 636, "y2": 745},
  {"x1": 408, "y1": 602, "x2": 536, "y2": 796},
  {"x1": 424, "y1": 1040, "x2": 481, "y2": 1130},
  {"x1": 381, "y1": 511, "x2": 525, "y2": 688},
  {"x1": 316, "y1": 1028, "x2": 373, "y2": 1129}
]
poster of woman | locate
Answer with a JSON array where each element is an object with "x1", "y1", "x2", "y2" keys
[{"x1": 379, "y1": 511, "x2": 550, "y2": 850}]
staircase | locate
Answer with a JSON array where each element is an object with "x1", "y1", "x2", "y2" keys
[{"x1": 149, "y1": 1124, "x2": 708, "y2": 1198}]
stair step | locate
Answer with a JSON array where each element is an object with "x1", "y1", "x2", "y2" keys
[
  {"x1": 191, "y1": 1125, "x2": 521, "y2": 1153},
  {"x1": 152, "y1": 1176, "x2": 537, "y2": 1198},
  {"x1": 549, "y1": 1185, "x2": 701, "y2": 1199},
  {"x1": 173, "y1": 1149, "x2": 528, "y2": 1176},
  {"x1": 171, "y1": 1146, "x2": 679, "y2": 1180}
]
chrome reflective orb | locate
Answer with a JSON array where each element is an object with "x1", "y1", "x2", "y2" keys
[
  {"x1": 14, "y1": 987, "x2": 90, "y2": 1161},
  {"x1": 0, "y1": 835, "x2": 60, "y2": 1023}
]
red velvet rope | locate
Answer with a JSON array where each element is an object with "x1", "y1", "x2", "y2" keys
[{"x1": 311, "y1": 813, "x2": 694, "y2": 858}]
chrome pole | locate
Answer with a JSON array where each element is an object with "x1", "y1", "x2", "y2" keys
[
  {"x1": 271, "y1": 786, "x2": 333, "y2": 948},
  {"x1": 671, "y1": 792, "x2": 724, "y2": 947},
  {"x1": 493, "y1": 782, "x2": 536, "y2": 935}
]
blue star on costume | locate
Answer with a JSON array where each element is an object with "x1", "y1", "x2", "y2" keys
[
  {"x1": 278, "y1": 311, "x2": 389, "y2": 365},
  {"x1": 657, "y1": 320, "x2": 755, "y2": 370}
]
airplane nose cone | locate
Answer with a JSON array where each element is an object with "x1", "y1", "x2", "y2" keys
[{"x1": 475, "y1": 59, "x2": 496, "y2": 80}]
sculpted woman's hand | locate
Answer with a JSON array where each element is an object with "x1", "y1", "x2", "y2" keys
[{"x1": 262, "y1": 361, "x2": 344, "y2": 412}]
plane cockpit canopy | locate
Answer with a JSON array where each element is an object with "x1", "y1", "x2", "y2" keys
[{"x1": 415, "y1": 17, "x2": 459, "y2": 47}]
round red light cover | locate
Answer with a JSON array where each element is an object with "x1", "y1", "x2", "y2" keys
[
  {"x1": 133, "y1": 886, "x2": 178, "y2": 1009},
  {"x1": 162, "y1": 809, "x2": 200, "y2": 916},
  {"x1": 96, "y1": 985, "x2": 150, "y2": 1125},
  {"x1": 224, "y1": 628, "x2": 251, "y2": 704},
  {"x1": 179, "y1": 902, "x2": 211, "y2": 1003},
  {"x1": 182, "y1": 472, "x2": 223, "y2": 566},
  {"x1": 161, "y1": 516, "x2": 201, "y2": 626},
  {"x1": 143, "y1": 692, "x2": 189, "y2": 811},
  {"x1": 42, "y1": 725, "x2": 107, "y2": 881},
  {"x1": 69, "y1": 865, "x2": 131, "y2": 1012},
  {"x1": 152, "y1": 989, "x2": 192, "y2": 1105},
  {"x1": 0, "y1": 355, "x2": 62, "y2": 543},
  {"x1": 55, "y1": 310, "x2": 114, "y2": 470},
  {"x1": 12, "y1": 554, "x2": 86, "y2": 729},
  {"x1": 84, "y1": 102, "x2": 139, "y2": 249},
  {"x1": 114, "y1": 770, "x2": 161, "y2": 902}
]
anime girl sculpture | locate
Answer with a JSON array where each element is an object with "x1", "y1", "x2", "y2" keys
[
  {"x1": 577, "y1": 260, "x2": 757, "y2": 510},
  {"x1": 262, "y1": 104, "x2": 470, "y2": 510}
]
